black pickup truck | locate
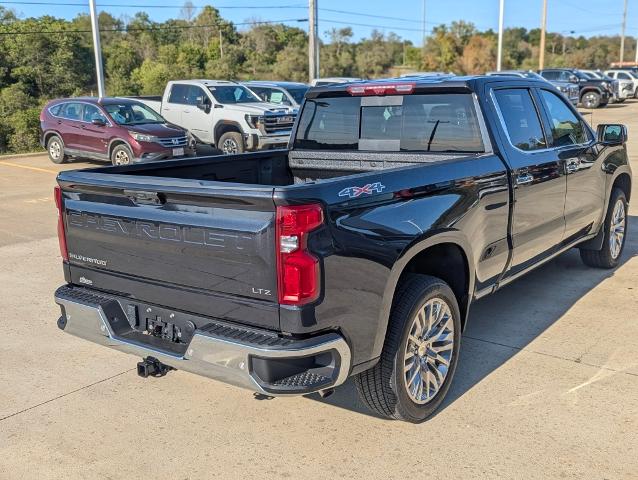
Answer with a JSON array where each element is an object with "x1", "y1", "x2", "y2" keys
[{"x1": 54, "y1": 76, "x2": 631, "y2": 423}]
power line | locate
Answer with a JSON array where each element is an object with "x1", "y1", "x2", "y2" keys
[
  {"x1": 320, "y1": 18, "x2": 431, "y2": 34},
  {"x1": 0, "y1": 17, "x2": 308, "y2": 35}
]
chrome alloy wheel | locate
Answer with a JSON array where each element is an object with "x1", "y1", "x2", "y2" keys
[
  {"x1": 582, "y1": 92, "x2": 599, "y2": 108},
  {"x1": 222, "y1": 138, "x2": 239, "y2": 154},
  {"x1": 609, "y1": 198, "x2": 626, "y2": 260},
  {"x1": 403, "y1": 297, "x2": 455, "y2": 404},
  {"x1": 49, "y1": 140, "x2": 61, "y2": 160},
  {"x1": 114, "y1": 149, "x2": 130, "y2": 165}
]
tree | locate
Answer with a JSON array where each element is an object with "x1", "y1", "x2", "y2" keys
[{"x1": 457, "y1": 35, "x2": 496, "y2": 74}]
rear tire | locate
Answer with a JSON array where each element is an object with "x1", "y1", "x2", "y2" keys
[
  {"x1": 217, "y1": 131, "x2": 244, "y2": 154},
  {"x1": 111, "y1": 144, "x2": 133, "y2": 166},
  {"x1": 354, "y1": 275, "x2": 461, "y2": 423},
  {"x1": 580, "y1": 188, "x2": 628, "y2": 269},
  {"x1": 47, "y1": 135, "x2": 67, "y2": 164}
]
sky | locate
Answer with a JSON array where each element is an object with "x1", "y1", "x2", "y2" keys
[{"x1": 2, "y1": 0, "x2": 638, "y2": 45}]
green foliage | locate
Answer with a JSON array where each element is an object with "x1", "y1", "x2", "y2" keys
[{"x1": 0, "y1": 4, "x2": 635, "y2": 154}]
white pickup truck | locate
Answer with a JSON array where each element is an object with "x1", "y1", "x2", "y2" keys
[{"x1": 134, "y1": 80, "x2": 297, "y2": 154}]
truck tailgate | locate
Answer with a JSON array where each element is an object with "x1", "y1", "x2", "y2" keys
[{"x1": 58, "y1": 172, "x2": 280, "y2": 329}]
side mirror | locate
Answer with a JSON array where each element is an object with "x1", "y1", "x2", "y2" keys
[
  {"x1": 196, "y1": 98, "x2": 211, "y2": 113},
  {"x1": 569, "y1": 75, "x2": 579, "y2": 83},
  {"x1": 597, "y1": 124, "x2": 627, "y2": 145},
  {"x1": 91, "y1": 118, "x2": 106, "y2": 126}
]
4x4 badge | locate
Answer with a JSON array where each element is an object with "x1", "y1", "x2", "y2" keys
[{"x1": 338, "y1": 182, "x2": 386, "y2": 198}]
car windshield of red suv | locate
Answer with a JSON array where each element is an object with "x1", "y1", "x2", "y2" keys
[{"x1": 103, "y1": 103, "x2": 165, "y2": 125}]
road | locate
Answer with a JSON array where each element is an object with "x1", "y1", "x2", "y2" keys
[{"x1": 0, "y1": 104, "x2": 637, "y2": 479}]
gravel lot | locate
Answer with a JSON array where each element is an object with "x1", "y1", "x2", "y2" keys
[{"x1": 0, "y1": 103, "x2": 637, "y2": 479}]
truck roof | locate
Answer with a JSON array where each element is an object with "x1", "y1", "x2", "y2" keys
[
  {"x1": 305, "y1": 75, "x2": 547, "y2": 98},
  {"x1": 243, "y1": 81, "x2": 308, "y2": 88},
  {"x1": 168, "y1": 79, "x2": 240, "y2": 87}
]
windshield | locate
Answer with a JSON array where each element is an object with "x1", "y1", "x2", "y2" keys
[
  {"x1": 104, "y1": 103, "x2": 164, "y2": 125},
  {"x1": 286, "y1": 87, "x2": 309, "y2": 105},
  {"x1": 208, "y1": 85, "x2": 261, "y2": 104},
  {"x1": 294, "y1": 93, "x2": 484, "y2": 153}
]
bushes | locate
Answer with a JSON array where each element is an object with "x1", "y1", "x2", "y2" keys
[{"x1": 0, "y1": 84, "x2": 43, "y2": 154}]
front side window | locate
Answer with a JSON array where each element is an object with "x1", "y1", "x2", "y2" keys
[
  {"x1": 168, "y1": 84, "x2": 190, "y2": 104},
  {"x1": 294, "y1": 93, "x2": 484, "y2": 152},
  {"x1": 184, "y1": 85, "x2": 207, "y2": 106},
  {"x1": 208, "y1": 86, "x2": 260, "y2": 104},
  {"x1": 104, "y1": 103, "x2": 164, "y2": 125},
  {"x1": 539, "y1": 89, "x2": 588, "y2": 146},
  {"x1": 252, "y1": 87, "x2": 289, "y2": 105},
  {"x1": 82, "y1": 104, "x2": 107, "y2": 123},
  {"x1": 618, "y1": 72, "x2": 631, "y2": 80},
  {"x1": 493, "y1": 88, "x2": 547, "y2": 151}
]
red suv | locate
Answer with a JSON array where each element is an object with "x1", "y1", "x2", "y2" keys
[{"x1": 40, "y1": 97, "x2": 191, "y2": 165}]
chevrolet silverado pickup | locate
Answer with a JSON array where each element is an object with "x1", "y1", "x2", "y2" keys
[{"x1": 54, "y1": 76, "x2": 631, "y2": 423}]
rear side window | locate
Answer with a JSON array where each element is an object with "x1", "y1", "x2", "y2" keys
[
  {"x1": 48, "y1": 104, "x2": 62, "y2": 116},
  {"x1": 541, "y1": 71, "x2": 558, "y2": 81},
  {"x1": 539, "y1": 89, "x2": 588, "y2": 146},
  {"x1": 294, "y1": 94, "x2": 484, "y2": 152},
  {"x1": 493, "y1": 89, "x2": 546, "y2": 151},
  {"x1": 60, "y1": 103, "x2": 83, "y2": 121}
]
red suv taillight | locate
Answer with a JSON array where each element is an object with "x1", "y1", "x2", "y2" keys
[
  {"x1": 276, "y1": 204, "x2": 323, "y2": 305},
  {"x1": 54, "y1": 186, "x2": 68, "y2": 261}
]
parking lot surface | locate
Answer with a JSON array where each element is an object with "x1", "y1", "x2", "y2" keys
[{"x1": 1, "y1": 104, "x2": 637, "y2": 479}]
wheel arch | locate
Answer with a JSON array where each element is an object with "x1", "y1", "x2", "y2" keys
[
  {"x1": 214, "y1": 121, "x2": 243, "y2": 145},
  {"x1": 107, "y1": 138, "x2": 133, "y2": 159},
  {"x1": 43, "y1": 130, "x2": 63, "y2": 147},
  {"x1": 613, "y1": 171, "x2": 632, "y2": 203},
  {"x1": 370, "y1": 232, "x2": 475, "y2": 362}
]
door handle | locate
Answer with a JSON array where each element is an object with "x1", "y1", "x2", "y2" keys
[
  {"x1": 566, "y1": 160, "x2": 579, "y2": 173},
  {"x1": 516, "y1": 173, "x2": 534, "y2": 186}
]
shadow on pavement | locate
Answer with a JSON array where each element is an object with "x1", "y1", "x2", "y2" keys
[{"x1": 308, "y1": 215, "x2": 637, "y2": 420}]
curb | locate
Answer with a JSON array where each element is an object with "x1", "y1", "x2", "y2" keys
[{"x1": 0, "y1": 151, "x2": 48, "y2": 161}]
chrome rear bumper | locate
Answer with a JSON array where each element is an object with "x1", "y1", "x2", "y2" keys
[{"x1": 55, "y1": 285, "x2": 351, "y2": 396}]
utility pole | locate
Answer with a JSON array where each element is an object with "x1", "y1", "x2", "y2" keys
[
  {"x1": 308, "y1": 0, "x2": 319, "y2": 82},
  {"x1": 620, "y1": 0, "x2": 628, "y2": 63},
  {"x1": 497, "y1": 0, "x2": 505, "y2": 71},
  {"x1": 539, "y1": 0, "x2": 547, "y2": 70},
  {"x1": 422, "y1": 0, "x2": 427, "y2": 48},
  {"x1": 89, "y1": 0, "x2": 105, "y2": 98}
]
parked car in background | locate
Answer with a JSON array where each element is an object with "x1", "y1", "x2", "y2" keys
[
  {"x1": 605, "y1": 69, "x2": 638, "y2": 98},
  {"x1": 310, "y1": 77, "x2": 363, "y2": 86},
  {"x1": 579, "y1": 70, "x2": 627, "y2": 103},
  {"x1": 539, "y1": 68, "x2": 613, "y2": 108},
  {"x1": 133, "y1": 80, "x2": 296, "y2": 154},
  {"x1": 40, "y1": 97, "x2": 191, "y2": 165},
  {"x1": 243, "y1": 81, "x2": 308, "y2": 109},
  {"x1": 485, "y1": 70, "x2": 579, "y2": 105}
]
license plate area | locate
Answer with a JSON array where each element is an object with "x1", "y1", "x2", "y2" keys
[
  {"x1": 172, "y1": 147, "x2": 184, "y2": 156},
  {"x1": 122, "y1": 301, "x2": 203, "y2": 348}
]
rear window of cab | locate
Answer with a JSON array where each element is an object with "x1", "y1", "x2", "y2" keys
[{"x1": 293, "y1": 93, "x2": 485, "y2": 153}]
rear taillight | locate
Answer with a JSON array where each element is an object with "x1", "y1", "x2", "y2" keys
[
  {"x1": 54, "y1": 186, "x2": 68, "y2": 261},
  {"x1": 276, "y1": 204, "x2": 323, "y2": 306}
]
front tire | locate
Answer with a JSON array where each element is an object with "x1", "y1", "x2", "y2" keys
[
  {"x1": 111, "y1": 144, "x2": 133, "y2": 166},
  {"x1": 354, "y1": 275, "x2": 461, "y2": 423},
  {"x1": 580, "y1": 188, "x2": 628, "y2": 269},
  {"x1": 217, "y1": 131, "x2": 244, "y2": 154},
  {"x1": 47, "y1": 135, "x2": 67, "y2": 164},
  {"x1": 581, "y1": 91, "x2": 601, "y2": 109}
]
